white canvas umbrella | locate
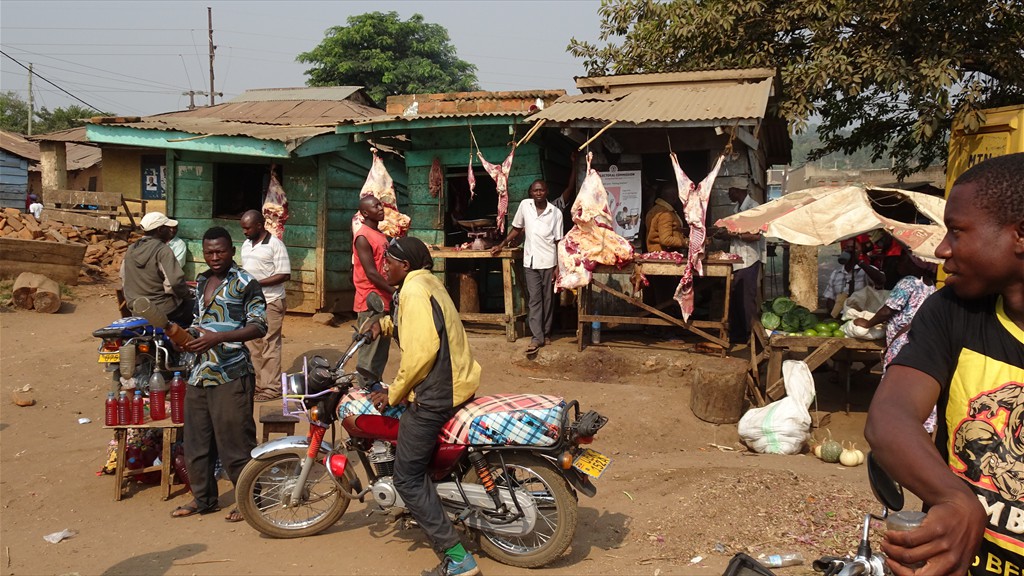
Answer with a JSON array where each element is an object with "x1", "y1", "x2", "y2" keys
[{"x1": 714, "y1": 185, "x2": 946, "y2": 262}]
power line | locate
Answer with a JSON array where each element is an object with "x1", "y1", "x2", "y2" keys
[
  {"x1": 1, "y1": 45, "x2": 187, "y2": 91},
  {"x1": 0, "y1": 50, "x2": 104, "y2": 112},
  {"x1": 3, "y1": 58, "x2": 188, "y2": 92}
]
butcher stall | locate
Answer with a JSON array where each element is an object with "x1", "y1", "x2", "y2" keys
[
  {"x1": 336, "y1": 90, "x2": 572, "y2": 337},
  {"x1": 524, "y1": 68, "x2": 792, "y2": 350}
]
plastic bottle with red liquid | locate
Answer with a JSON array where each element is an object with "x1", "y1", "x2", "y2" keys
[
  {"x1": 148, "y1": 372, "x2": 167, "y2": 421},
  {"x1": 131, "y1": 389, "x2": 145, "y2": 425},
  {"x1": 116, "y1": 390, "x2": 129, "y2": 425},
  {"x1": 169, "y1": 372, "x2": 186, "y2": 424},
  {"x1": 105, "y1": 392, "x2": 117, "y2": 426}
]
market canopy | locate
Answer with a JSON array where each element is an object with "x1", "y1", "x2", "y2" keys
[{"x1": 714, "y1": 185, "x2": 947, "y2": 262}]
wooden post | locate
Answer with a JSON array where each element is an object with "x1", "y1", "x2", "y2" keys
[
  {"x1": 457, "y1": 272, "x2": 480, "y2": 313},
  {"x1": 789, "y1": 244, "x2": 819, "y2": 311},
  {"x1": 690, "y1": 357, "x2": 749, "y2": 424}
]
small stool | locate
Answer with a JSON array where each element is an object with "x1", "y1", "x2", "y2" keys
[{"x1": 259, "y1": 405, "x2": 300, "y2": 443}]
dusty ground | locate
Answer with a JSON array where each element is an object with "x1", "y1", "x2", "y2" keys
[{"x1": 0, "y1": 280, "x2": 902, "y2": 576}]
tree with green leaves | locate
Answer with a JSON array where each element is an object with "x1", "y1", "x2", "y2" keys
[
  {"x1": 569, "y1": 0, "x2": 1024, "y2": 176},
  {"x1": 298, "y1": 11, "x2": 480, "y2": 105},
  {"x1": 1, "y1": 91, "x2": 102, "y2": 135},
  {"x1": 1, "y1": 91, "x2": 31, "y2": 133}
]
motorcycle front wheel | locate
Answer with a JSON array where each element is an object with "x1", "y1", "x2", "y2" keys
[
  {"x1": 236, "y1": 453, "x2": 350, "y2": 539},
  {"x1": 467, "y1": 453, "x2": 578, "y2": 568}
]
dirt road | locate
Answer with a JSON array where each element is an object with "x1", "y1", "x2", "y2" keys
[{"x1": 0, "y1": 281, "x2": 889, "y2": 576}]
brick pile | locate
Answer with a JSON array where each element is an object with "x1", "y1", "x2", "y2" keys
[{"x1": 0, "y1": 207, "x2": 140, "y2": 279}]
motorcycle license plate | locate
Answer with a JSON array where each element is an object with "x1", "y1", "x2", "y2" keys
[
  {"x1": 573, "y1": 448, "x2": 611, "y2": 479},
  {"x1": 98, "y1": 352, "x2": 120, "y2": 363}
]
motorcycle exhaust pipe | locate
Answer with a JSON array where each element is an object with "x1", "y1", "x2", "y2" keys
[{"x1": 119, "y1": 343, "x2": 136, "y2": 380}]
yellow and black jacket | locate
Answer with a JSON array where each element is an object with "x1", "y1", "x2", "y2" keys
[{"x1": 381, "y1": 270, "x2": 481, "y2": 409}]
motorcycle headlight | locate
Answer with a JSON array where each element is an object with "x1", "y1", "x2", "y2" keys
[{"x1": 284, "y1": 373, "x2": 306, "y2": 396}]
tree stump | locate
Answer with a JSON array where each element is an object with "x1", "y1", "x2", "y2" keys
[
  {"x1": 457, "y1": 272, "x2": 480, "y2": 313},
  {"x1": 12, "y1": 272, "x2": 62, "y2": 313},
  {"x1": 690, "y1": 358, "x2": 748, "y2": 424}
]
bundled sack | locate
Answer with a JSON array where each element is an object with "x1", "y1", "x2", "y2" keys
[
  {"x1": 840, "y1": 309, "x2": 886, "y2": 340},
  {"x1": 841, "y1": 285, "x2": 889, "y2": 317},
  {"x1": 738, "y1": 360, "x2": 815, "y2": 454}
]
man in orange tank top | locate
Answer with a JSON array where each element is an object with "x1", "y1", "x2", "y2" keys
[{"x1": 353, "y1": 196, "x2": 395, "y2": 385}]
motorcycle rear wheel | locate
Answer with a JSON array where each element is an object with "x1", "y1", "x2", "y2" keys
[
  {"x1": 236, "y1": 453, "x2": 350, "y2": 539},
  {"x1": 467, "y1": 453, "x2": 578, "y2": 568}
]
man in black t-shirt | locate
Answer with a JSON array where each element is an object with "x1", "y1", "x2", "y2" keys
[{"x1": 866, "y1": 153, "x2": 1024, "y2": 576}]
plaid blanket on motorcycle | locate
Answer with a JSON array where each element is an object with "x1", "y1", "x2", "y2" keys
[{"x1": 440, "y1": 394, "x2": 564, "y2": 447}]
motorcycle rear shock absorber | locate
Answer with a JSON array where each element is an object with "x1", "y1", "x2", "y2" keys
[{"x1": 468, "y1": 450, "x2": 505, "y2": 511}]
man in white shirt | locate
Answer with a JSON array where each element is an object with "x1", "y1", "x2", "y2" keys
[
  {"x1": 824, "y1": 249, "x2": 885, "y2": 316},
  {"x1": 239, "y1": 210, "x2": 291, "y2": 401},
  {"x1": 492, "y1": 176, "x2": 575, "y2": 355},
  {"x1": 725, "y1": 187, "x2": 766, "y2": 343},
  {"x1": 167, "y1": 224, "x2": 188, "y2": 269}
]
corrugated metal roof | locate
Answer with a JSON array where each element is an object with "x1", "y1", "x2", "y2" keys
[
  {"x1": 0, "y1": 130, "x2": 40, "y2": 161},
  {"x1": 2, "y1": 129, "x2": 101, "y2": 170},
  {"x1": 96, "y1": 97, "x2": 385, "y2": 150},
  {"x1": 531, "y1": 77, "x2": 774, "y2": 125},
  {"x1": 344, "y1": 110, "x2": 536, "y2": 126},
  {"x1": 229, "y1": 86, "x2": 363, "y2": 102}
]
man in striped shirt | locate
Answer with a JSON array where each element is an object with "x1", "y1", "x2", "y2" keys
[{"x1": 171, "y1": 226, "x2": 267, "y2": 523}]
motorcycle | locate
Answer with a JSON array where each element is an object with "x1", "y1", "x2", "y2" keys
[
  {"x1": 92, "y1": 286, "x2": 198, "y2": 393},
  {"x1": 91, "y1": 316, "x2": 193, "y2": 393},
  {"x1": 236, "y1": 296, "x2": 611, "y2": 568}
]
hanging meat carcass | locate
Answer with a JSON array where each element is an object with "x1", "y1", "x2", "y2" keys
[
  {"x1": 467, "y1": 152, "x2": 476, "y2": 200},
  {"x1": 477, "y1": 146, "x2": 515, "y2": 234},
  {"x1": 429, "y1": 157, "x2": 443, "y2": 198},
  {"x1": 263, "y1": 168, "x2": 289, "y2": 241},
  {"x1": 671, "y1": 153, "x2": 725, "y2": 320},
  {"x1": 555, "y1": 153, "x2": 634, "y2": 291},
  {"x1": 352, "y1": 150, "x2": 411, "y2": 238}
]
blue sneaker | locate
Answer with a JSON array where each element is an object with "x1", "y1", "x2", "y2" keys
[{"x1": 422, "y1": 553, "x2": 480, "y2": 576}]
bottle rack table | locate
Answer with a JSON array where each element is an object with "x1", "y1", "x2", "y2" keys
[{"x1": 103, "y1": 419, "x2": 184, "y2": 501}]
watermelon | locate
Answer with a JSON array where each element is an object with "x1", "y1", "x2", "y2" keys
[
  {"x1": 771, "y1": 297, "x2": 796, "y2": 315},
  {"x1": 761, "y1": 311, "x2": 781, "y2": 330}
]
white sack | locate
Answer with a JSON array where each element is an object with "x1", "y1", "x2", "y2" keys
[
  {"x1": 842, "y1": 286, "x2": 889, "y2": 317},
  {"x1": 738, "y1": 360, "x2": 816, "y2": 454},
  {"x1": 840, "y1": 310, "x2": 886, "y2": 340}
]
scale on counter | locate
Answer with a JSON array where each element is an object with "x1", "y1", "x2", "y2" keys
[{"x1": 456, "y1": 218, "x2": 499, "y2": 250}]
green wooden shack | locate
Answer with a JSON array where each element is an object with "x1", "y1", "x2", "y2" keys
[
  {"x1": 85, "y1": 86, "x2": 402, "y2": 313},
  {"x1": 336, "y1": 90, "x2": 572, "y2": 317}
]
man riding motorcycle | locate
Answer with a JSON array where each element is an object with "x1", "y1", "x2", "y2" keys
[
  {"x1": 119, "y1": 212, "x2": 194, "y2": 326},
  {"x1": 369, "y1": 236, "x2": 482, "y2": 576}
]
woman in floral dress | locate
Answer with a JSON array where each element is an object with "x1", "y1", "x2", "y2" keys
[{"x1": 854, "y1": 251, "x2": 938, "y2": 430}]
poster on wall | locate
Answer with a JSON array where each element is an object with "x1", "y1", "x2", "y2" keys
[
  {"x1": 141, "y1": 164, "x2": 165, "y2": 200},
  {"x1": 598, "y1": 167, "x2": 642, "y2": 239}
]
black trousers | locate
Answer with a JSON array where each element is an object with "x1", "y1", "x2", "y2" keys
[
  {"x1": 183, "y1": 373, "x2": 257, "y2": 511},
  {"x1": 524, "y1": 267, "x2": 555, "y2": 345},
  {"x1": 394, "y1": 402, "x2": 461, "y2": 553},
  {"x1": 730, "y1": 261, "x2": 762, "y2": 343},
  {"x1": 168, "y1": 296, "x2": 196, "y2": 328}
]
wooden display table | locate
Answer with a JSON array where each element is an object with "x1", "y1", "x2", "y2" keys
[
  {"x1": 576, "y1": 258, "x2": 735, "y2": 350},
  {"x1": 428, "y1": 247, "x2": 525, "y2": 341},
  {"x1": 761, "y1": 332, "x2": 883, "y2": 411},
  {"x1": 104, "y1": 419, "x2": 183, "y2": 501}
]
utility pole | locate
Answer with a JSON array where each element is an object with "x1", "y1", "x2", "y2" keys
[
  {"x1": 208, "y1": 7, "x2": 216, "y2": 106},
  {"x1": 181, "y1": 90, "x2": 209, "y2": 110},
  {"x1": 27, "y1": 63, "x2": 33, "y2": 135}
]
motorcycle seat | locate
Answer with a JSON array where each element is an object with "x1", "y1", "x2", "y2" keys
[{"x1": 439, "y1": 394, "x2": 565, "y2": 447}]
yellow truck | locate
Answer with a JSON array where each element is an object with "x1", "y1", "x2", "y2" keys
[
  {"x1": 937, "y1": 104, "x2": 1024, "y2": 285},
  {"x1": 945, "y1": 103, "x2": 1024, "y2": 195}
]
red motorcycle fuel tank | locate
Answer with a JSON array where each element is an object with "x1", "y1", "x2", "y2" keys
[
  {"x1": 343, "y1": 414, "x2": 400, "y2": 441},
  {"x1": 430, "y1": 444, "x2": 466, "y2": 481}
]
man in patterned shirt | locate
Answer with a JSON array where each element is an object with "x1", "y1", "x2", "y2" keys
[{"x1": 170, "y1": 226, "x2": 267, "y2": 523}]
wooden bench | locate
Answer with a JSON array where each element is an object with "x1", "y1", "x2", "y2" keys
[
  {"x1": 41, "y1": 189, "x2": 146, "y2": 232},
  {"x1": 259, "y1": 405, "x2": 300, "y2": 442}
]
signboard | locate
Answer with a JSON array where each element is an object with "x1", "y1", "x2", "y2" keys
[{"x1": 598, "y1": 168, "x2": 642, "y2": 239}]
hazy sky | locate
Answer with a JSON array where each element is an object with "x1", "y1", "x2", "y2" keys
[{"x1": 0, "y1": 0, "x2": 605, "y2": 118}]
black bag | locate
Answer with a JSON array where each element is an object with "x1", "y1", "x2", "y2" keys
[{"x1": 722, "y1": 553, "x2": 776, "y2": 576}]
